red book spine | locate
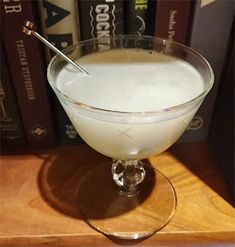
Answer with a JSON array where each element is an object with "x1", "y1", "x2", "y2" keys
[
  {"x1": 154, "y1": 0, "x2": 192, "y2": 44},
  {"x1": 1, "y1": 0, "x2": 56, "y2": 147}
]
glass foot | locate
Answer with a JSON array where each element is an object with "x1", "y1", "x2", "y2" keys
[{"x1": 78, "y1": 161, "x2": 176, "y2": 239}]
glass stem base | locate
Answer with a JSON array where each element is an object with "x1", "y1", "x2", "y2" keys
[
  {"x1": 112, "y1": 160, "x2": 146, "y2": 196},
  {"x1": 78, "y1": 161, "x2": 177, "y2": 239}
]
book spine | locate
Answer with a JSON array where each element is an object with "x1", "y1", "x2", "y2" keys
[
  {"x1": 124, "y1": 0, "x2": 155, "y2": 36},
  {"x1": 209, "y1": 26, "x2": 234, "y2": 203},
  {"x1": 0, "y1": 40, "x2": 26, "y2": 147},
  {"x1": 180, "y1": 0, "x2": 234, "y2": 142},
  {"x1": 154, "y1": 0, "x2": 192, "y2": 44},
  {"x1": 1, "y1": 0, "x2": 56, "y2": 147},
  {"x1": 38, "y1": 0, "x2": 83, "y2": 144},
  {"x1": 38, "y1": 0, "x2": 80, "y2": 62},
  {"x1": 79, "y1": 0, "x2": 124, "y2": 40}
]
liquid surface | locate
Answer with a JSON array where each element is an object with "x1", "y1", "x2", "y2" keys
[{"x1": 56, "y1": 49, "x2": 204, "y2": 112}]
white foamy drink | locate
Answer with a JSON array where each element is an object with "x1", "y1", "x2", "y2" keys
[{"x1": 55, "y1": 49, "x2": 205, "y2": 159}]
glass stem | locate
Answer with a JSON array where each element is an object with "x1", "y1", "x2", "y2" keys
[{"x1": 111, "y1": 160, "x2": 146, "y2": 196}]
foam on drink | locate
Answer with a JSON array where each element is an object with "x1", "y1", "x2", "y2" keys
[{"x1": 56, "y1": 49, "x2": 204, "y2": 112}]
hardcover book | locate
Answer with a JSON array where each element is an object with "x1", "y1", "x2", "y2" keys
[
  {"x1": 209, "y1": 30, "x2": 234, "y2": 204},
  {"x1": 79, "y1": 0, "x2": 124, "y2": 40},
  {"x1": 1, "y1": 0, "x2": 56, "y2": 147},
  {"x1": 38, "y1": 0, "x2": 80, "y2": 61},
  {"x1": 124, "y1": 0, "x2": 155, "y2": 35},
  {"x1": 154, "y1": 0, "x2": 192, "y2": 44},
  {"x1": 38, "y1": 0, "x2": 83, "y2": 144},
  {"x1": 0, "y1": 41, "x2": 26, "y2": 147},
  {"x1": 180, "y1": 0, "x2": 234, "y2": 142}
]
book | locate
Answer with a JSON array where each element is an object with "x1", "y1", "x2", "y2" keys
[
  {"x1": 209, "y1": 26, "x2": 234, "y2": 204},
  {"x1": 180, "y1": 0, "x2": 234, "y2": 142},
  {"x1": 38, "y1": 0, "x2": 80, "y2": 61},
  {"x1": 0, "y1": 40, "x2": 26, "y2": 147},
  {"x1": 78, "y1": 0, "x2": 124, "y2": 40},
  {"x1": 1, "y1": 0, "x2": 56, "y2": 147},
  {"x1": 38, "y1": 0, "x2": 83, "y2": 144},
  {"x1": 124, "y1": 0, "x2": 155, "y2": 35},
  {"x1": 154, "y1": 0, "x2": 193, "y2": 44}
]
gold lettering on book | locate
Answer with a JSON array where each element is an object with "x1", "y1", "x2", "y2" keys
[
  {"x1": 3, "y1": 0, "x2": 22, "y2": 14},
  {"x1": 168, "y1": 10, "x2": 177, "y2": 41},
  {"x1": 16, "y1": 40, "x2": 35, "y2": 101},
  {"x1": 135, "y1": 0, "x2": 148, "y2": 10}
]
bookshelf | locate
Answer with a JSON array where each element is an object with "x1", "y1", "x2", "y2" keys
[{"x1": 1, "y1": 0, "x2": 233, "y2": 146}]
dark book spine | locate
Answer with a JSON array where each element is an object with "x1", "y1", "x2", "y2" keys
[
  {"x1": 180, "y1": 0, "x2": 234, "y2": 142},
  {"x1": 38, "y1": 0, "x2": 83, "y2": 145},
  {"x1": 124, "y1": 0, "x2": 155, "y2": 35},
  {"x1": 79, "y1": 0, "x2": 124, "y2": 40},
  {"x1": 154, "y1": 0, "x2": 192, "y2": 44},
  {"x1": 0, "y1": 40, "x2": 26, "y2": 147},
  {"x1": 1, "y1": 0, "x2": 56, "y2": 147},
  {"x1": 209, "y1": 25, "x2": 234, "y2": 204}
]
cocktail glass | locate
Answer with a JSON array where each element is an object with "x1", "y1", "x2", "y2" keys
[{"x1": 47, "y1": 36, "x2": 214, "y2": 239}]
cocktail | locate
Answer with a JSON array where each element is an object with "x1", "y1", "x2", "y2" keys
[{"x1": 47, "y1": 36, "x2": 214, "y2": 239}]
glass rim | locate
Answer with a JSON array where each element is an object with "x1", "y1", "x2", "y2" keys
[{"x1": 47, "y1": 35, "x2": 214, "y2": 117}]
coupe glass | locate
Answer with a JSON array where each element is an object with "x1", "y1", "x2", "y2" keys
[{"x1": 47, "y1": 36, "x2": 214, "y2": 239}]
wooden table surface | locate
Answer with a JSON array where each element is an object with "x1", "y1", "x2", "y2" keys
[{"x1": 0, "y1": 143, "x2": 234, "y2": 247}]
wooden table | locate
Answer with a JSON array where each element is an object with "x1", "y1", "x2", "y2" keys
[{"x1": 0, "y1": 143, "x2": 234, "y2": 246}]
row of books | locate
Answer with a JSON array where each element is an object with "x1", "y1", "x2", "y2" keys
[{"x1": 1, "y1": 0, "x2": 233, "y2": 148}]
